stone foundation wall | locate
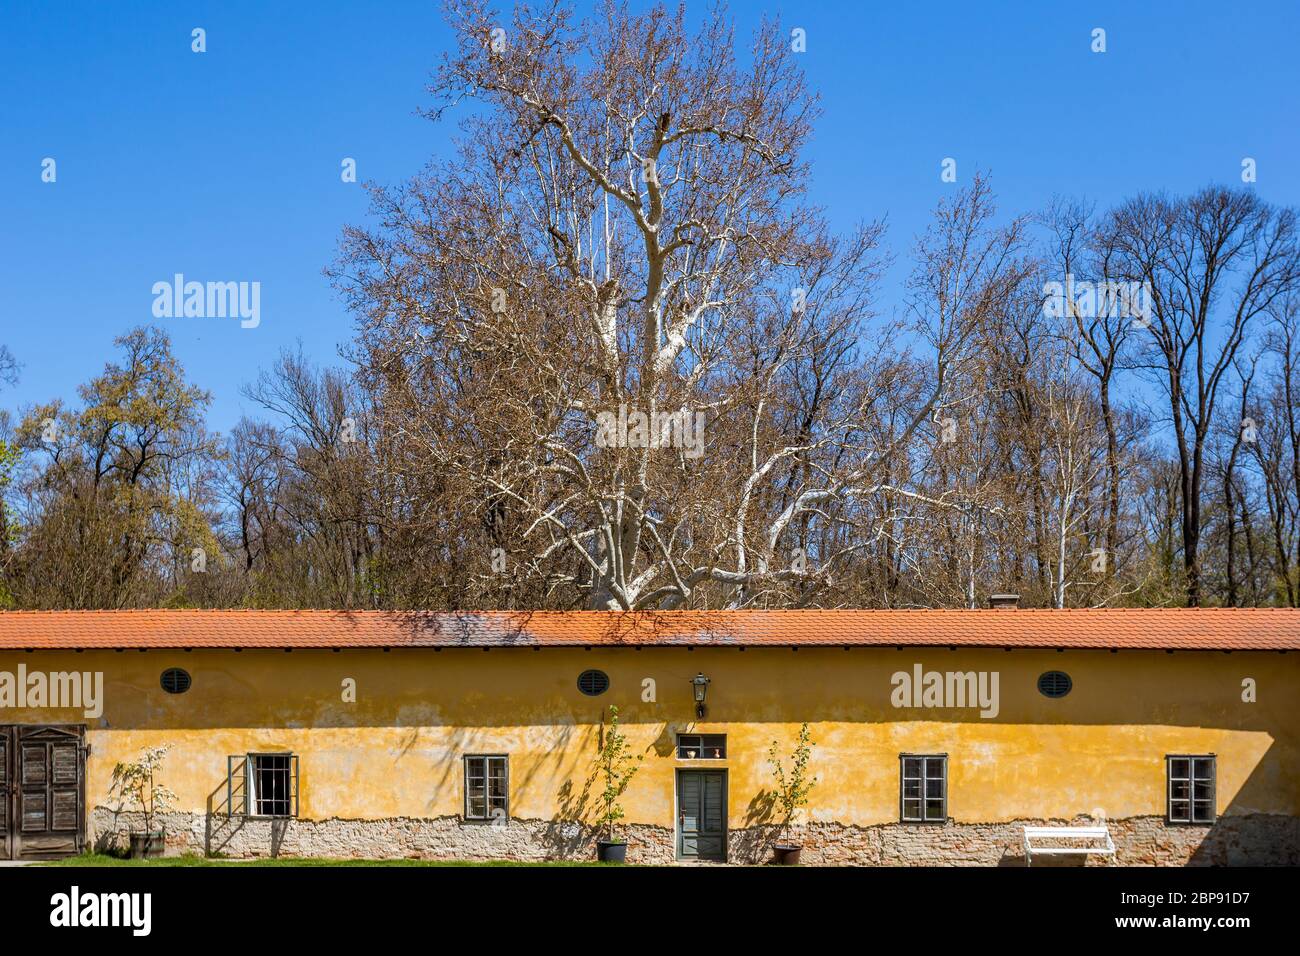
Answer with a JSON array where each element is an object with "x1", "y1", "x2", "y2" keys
[
  {"x1": 91, "y1": 807, "x2": 1299, "y2": 865},
  {"x1": 742, "y1": 814, "x2": 1300, "y2": 866},
  {"x1": 91, "y1": 807, "x2": 679, "y2": 864}
]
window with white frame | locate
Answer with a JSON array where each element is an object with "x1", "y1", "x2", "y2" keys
[
  {"x1": 464, "y1": 755, "x2": 509, "y2": 822},
  {"x1": 900, "y1": 754, "x2": 947, "y2": 822},
  {"x1": 1167, "y1": 755, "x2": 1216, "y2": 824}
]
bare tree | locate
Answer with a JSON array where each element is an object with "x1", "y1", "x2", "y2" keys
[
  {"x1": 0, "y1": 346, "x2": 17, "y2": 389},
  {"x1": 1114, "y1": 188, "x2": 1299, "y2": 605},
  {"x1": 330, "y1": 1, "x2": 1017, "y2": 610}
]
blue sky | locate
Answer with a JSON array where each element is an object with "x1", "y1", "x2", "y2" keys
[{"x1": 2, "y1": 0, "x2": 1297, "y2": 432}]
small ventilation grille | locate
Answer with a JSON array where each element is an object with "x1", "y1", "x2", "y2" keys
[
  {"x1": 577, "y1": 669, "x2": 609, "y2": 696},
  {"x1": 1037, "y1": 671, "x2": 1072, "y2": 698},
  {"x1": 160, "y1": 668, "x2": 192, "y2": 695}
]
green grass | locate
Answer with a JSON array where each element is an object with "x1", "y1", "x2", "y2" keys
[{"x1": 40, "y1": 853, "x2": 610, "y2": 867}]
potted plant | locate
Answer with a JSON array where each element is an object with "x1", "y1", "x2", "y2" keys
[
  {"x1": 595, "y1": 705, "x2": 643, "y2": 863},
  {"x1": 767, "y1": 722, "x2": 816, "y2": 865},
  {"x1": 109, "y1": 744, "x2": 178, "y2": 859}
]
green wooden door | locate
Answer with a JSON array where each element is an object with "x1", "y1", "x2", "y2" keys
[{"x1": 677, "y1": 770, "x2": 726, "y2": 860}]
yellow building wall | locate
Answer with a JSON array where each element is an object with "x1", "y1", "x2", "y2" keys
[{"x1": 1, "y1": 647, "x2": 1296, "y2": 826}]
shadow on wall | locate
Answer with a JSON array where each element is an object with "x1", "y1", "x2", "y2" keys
[
  {"x1": 538, "y1": 768, "x2": 598, "y2": 859},
  {"x1": 183, "y1": 712, "x2": 637, "y2": 861},
  {"x1": 67, "y1": 647, "x2": 1300, "y2": 736},
  {"x1": 987, "y1": 743, "x2": 1300, "y2": 867},
  {"x1": 205, "y1": 776, "x2": 250, "y2": 857},
  {"x1": 737, "y1": 788, "x2": 779, "y2": 863},
  {"x1": 1190, "y1": 746, "x2": 1300, "y2": 865},
  {"x1": 1186, "y1": 814, "x2": 1300, "y2": 866},
  {"x1": 537, "y1": 710, "x2": 665, "y2": 859},
  {"x1": 92, "y1": 808, "x2": 124, "y2": 855},
  {"x1": 197, "y1": 779, "x2": 304, "y2": 858}
]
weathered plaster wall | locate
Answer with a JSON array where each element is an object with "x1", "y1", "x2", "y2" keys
[
  {"x1": 90, "y1": 809, "x2": 1299, "y2": 866},
  {"x1": 3, "y1": 646, "x2": 1297, "y2": 863}
]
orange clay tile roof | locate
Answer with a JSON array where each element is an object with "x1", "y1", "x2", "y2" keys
[{"x1": 0, "y1": 608, "x2": 1296, "y2": 651}]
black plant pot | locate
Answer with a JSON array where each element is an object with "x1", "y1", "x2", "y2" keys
[
  {"x1": 597, "y1": 840, "x2": 628, "y2": 863},
  {"x1": 772, "y1": 844, "x2": 802, "y2": 866},
  {"x1": 129, "y1": 830, "x2": 166, "y2": 859}
]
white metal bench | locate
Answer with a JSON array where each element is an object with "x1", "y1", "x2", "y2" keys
[{"x1": 1022, "y1": 826, "x2": 1115, "y2": 867}]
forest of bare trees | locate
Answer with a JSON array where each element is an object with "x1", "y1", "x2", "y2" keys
[{"x1": 2, "y1": 1, "x2": 1299, "y2": 612}]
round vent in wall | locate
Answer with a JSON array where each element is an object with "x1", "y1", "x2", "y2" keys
[
  {"x1": 1037, "y1": 670, "x2": 1072, "y2": 699},
  {"x1": 160, "y1": 667, "x2": 192, "y2": 695},
  {"x1": 577, "y1": 669, "x2": 610, "y2": 696}
]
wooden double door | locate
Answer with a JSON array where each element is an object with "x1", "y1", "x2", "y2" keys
[{"x1": 0, "y1": 725, "x2": 86, "y2": 860}]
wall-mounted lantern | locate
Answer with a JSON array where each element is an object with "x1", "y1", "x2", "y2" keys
[{"x1": 690, "y1": 672, "x2": 711, "y2": 719}]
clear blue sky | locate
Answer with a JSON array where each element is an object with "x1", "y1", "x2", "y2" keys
[{"x1": 2, "y1": 0, "x2": 1297, "y2": 432}]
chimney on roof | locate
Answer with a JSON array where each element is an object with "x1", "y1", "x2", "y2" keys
[{"x1": 988, "y1": 593, "x2": 1020, "y2": 610}]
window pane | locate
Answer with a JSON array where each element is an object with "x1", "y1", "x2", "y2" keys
[
  {"x1": 903, "y1": 758, "x2": 921, "y2": 778},
  {"x1": 678, "y1": 734, "x2": 726, "y2": 758},
  {"x1": 252, "y1": 754, "x2": 292, "y2": 816},
  {"x1": 467, "y1": 782, "x2": 486, "y2": 816},
  {"x1": 925, "y1": 799, "x2": 944, "y2": 820},
  {"x1": 925, "y1": 757, "x2": 944, "y2": 777},
  {"x1": 466, "y1": 757, "x2": 486, "y2": 818},
  {"x1": 903, "y1": 799, "x2": 922, "y2": 820},
  {"x1": 925, "y1": 777, "x2": 943, "y2": 798},
  {"x1": 903, "y1": 779, "x2": 921, "y2": 798},
  {"x1": 1168, "y1": 756, "x2": 1213, "y2": 824}
]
